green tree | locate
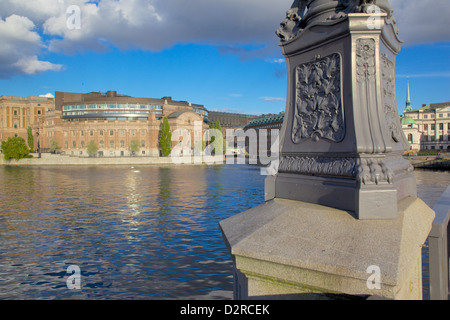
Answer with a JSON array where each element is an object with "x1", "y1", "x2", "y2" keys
[
  {"x1": 87, "y1": 140, "x2": 98, "y2": 157},
  {"x1": 27, "y1": 126, "x2": 34, "y2": 151},
  {"x1": 209, "y1": 120, "x2": 224, "y2": 155},
  {"x1": 49, "y1": 140, "x2": 61, "y2": 153},
  {"x1": 159, "y1": 116, "x2": 172, "y2": 157},
  {"x1": 129, "y1": 139, "x2": 140, "y2": 155},
  {"x1": 1, "y1": 136, "x2": 31, "y2": 160}
]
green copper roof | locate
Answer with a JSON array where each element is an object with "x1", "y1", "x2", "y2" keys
[
  {"x1": 400, "y1": 116, "x2": 415, "y2": 125},
  {"x1": 245, "y1": 112, "x2": 285, "y2": 128}
]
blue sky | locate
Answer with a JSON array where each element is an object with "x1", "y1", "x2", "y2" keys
[{"x1": 0, "y1": 0, "x2": 449, "y2": 116}]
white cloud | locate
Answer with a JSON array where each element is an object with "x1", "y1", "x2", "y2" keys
[
  {"x1": 0, "y1": 0, "x2": 449, "y2": 78},
  {"x1": 397, "y1": 72, "x2": 450, "y2": 79},
  {"x1": 0, "y1": 14, "x2": 62, "y2": 79},
  {"x1": 38, "y1": 0, "x2": 450, "y2": 55},
  {"x1": 390, "y1": 0, "x2": 450, "y2": 46},
  {"x1": 260, "y1": 97, "x2": 285, "y2": 102},
  {"x1": 39, "y1": 93, "x2": 55, "y2": 98}
]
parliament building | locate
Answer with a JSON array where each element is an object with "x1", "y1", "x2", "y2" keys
[{"x1": 1, "y1": 91, "x2": 210, "y2": 157}]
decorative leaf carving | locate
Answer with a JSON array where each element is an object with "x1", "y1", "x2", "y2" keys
[{"x1": 292, "y1": 53, "x2": 345, "y2": 144}]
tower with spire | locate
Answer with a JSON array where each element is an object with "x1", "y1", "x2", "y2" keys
[
  {"x1": 404, "y1": 79, "x2": 412, "y2": 112},
  {"x1": 400, "y1": 80, "x2": 415, "y2": 126}
]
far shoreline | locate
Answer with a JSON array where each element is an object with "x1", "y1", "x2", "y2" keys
[{"x1": 0, "y1": 153, "x2": 233, "y2": 167}]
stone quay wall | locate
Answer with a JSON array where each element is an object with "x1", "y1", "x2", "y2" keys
[{"x1": 0, "y1": 153, "x2": 178, "y2": 166}]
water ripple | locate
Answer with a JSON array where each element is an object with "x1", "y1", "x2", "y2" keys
[{"x1": 0, "y1": 164, "x2": 264, "y2": 300}]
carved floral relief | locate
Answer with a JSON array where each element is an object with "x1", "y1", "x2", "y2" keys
[
  {"x1": 356, "y1": 38, "x2": 376, "y2": 83},
  {"x1": 381, "y1": 53, "x2": 404, "y2": 145},
  {"x1": 292, "y1": 53, "x2": 345, "y2": 144}
]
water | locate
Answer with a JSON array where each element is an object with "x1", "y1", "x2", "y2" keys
[
  {"x1": 0, "y1": 164, "x2": 265, "y2": 300},
  {"x1": 0, "y1": 165, "x2": 448, "y2": 300}
]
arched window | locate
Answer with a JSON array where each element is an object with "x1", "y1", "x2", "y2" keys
[{"x1": 407, "y1": 134, "x2": 413, "y2": 143}]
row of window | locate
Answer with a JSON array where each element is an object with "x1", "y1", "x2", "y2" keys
[
  {"x1": 64, "y1": 129, "x2": 147, "y2": 137},
  {"x1": 407, "y1": 134, "x2": 450, "y2": 143},
  {"x1": 420, "y1": 113, "x2": 450, "y2": 119},
  {"x1": 421, "y1": 123, "x2": 450, "y2": 131},
  {"x1": 63, "y1": 110, "x2": 158, "y2": 116},
  {"x1": 423, "y1": 146, "x2": 449, "y2": 151},
  {"x1": 65, "y1": 140, "x2": 147, "y2": 149},
  {"x1": 63, "y1": 104, "x2": 163, "y2": 111},
  {"x1": 11, "y1": 109, "x2": 42, "y2": 116},
  {"x1": 70, "y1": 150, "x2": 148, "y2": 156},
  {"x1": 422, "y1": 135, "x2": 450, "y2": 142}
]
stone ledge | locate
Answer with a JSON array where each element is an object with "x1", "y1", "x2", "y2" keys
[{"x1": 220, "y1": 197, "x2": 435, "y2": 299}]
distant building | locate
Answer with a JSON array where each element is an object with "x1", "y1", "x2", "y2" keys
[
  {"x1": 243, "y1": 112, "x2": 284, "y2": 163},
  {"x1": 1, "y1": 91, "x2": 210, "y2": 157},
  {"x1": 208, "y1": 111, "x2": 260, "y2": 131},
  {"x1": 0, "y1": 95, "x2": 54, "y2": 149},
  {"x1": 400, "y1": 82, "x2": 450, "y2": 152}
]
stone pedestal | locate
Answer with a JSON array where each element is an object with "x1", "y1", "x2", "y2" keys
[
  {"x1": 220, "y1": 197, "x2": 434, "y2": 300},
  {"x1": 221, "y1": 0, "x2": 435, "y2": 300}
]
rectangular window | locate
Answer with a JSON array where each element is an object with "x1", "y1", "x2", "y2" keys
[
  {"x1": 120, "y1": 140, "x2": 125, "y2": 147},
  {"x1": 110, "y1": 141, "x2": 114, "y2": 147},
  {"x1": 72, "y1": 141, "x2": 76, "y2": 148},
  {"x1": 431, "y1": 124, "x2": 436, "y2": 131},
  {"x1": 110, "y1": 130, "x2": 114, "y2": 136},
  {"x1": 100, "y1": 130, "x2": 104, "y2": 136},
  {"x1": 424, "y1": 124, "x2": 428, "y2": 130},
  {"x1": 141, "y1": 130, "x2": 145, "y2": 136},
  {"x1": 80, "y1": 131, "x2": 84, "y2": 136},
  {"x1": 90, "y1": 130, "x2": 94, "y2": 136},
  {"x1": 439, "y1": 123, "x2": 444, "y2": 130},
  {"x1": 120, "y1": 130, "x2": 125, "y2": 136}
]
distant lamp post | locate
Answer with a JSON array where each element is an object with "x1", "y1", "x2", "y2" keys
[{"x1": 36, "y1": 128, "x2": 41, "y2": 159}]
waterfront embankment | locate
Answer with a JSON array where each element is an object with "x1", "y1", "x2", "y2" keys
[
  {"x1": 0, "y1": 153, "x2": 227, "y2": 166},
  {"x1": 0, "y1": 153, "x2": 178, "y2": 166}
]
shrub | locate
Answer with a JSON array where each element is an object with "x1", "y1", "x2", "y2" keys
[{"x1": 1, "y1": 136, "x2": 31, "y2": 160}]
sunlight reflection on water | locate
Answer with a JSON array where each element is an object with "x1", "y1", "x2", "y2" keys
[
  {"x1": 0, "y1": 164, "x2": 265, "y2": 300},
  {"x1": 0, "y1": 165, "x2": 447, "y2": 300}
]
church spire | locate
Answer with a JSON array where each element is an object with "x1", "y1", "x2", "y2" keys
[{"x1": 405, "y1": 80, "x2": 412, "y2": 112}]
